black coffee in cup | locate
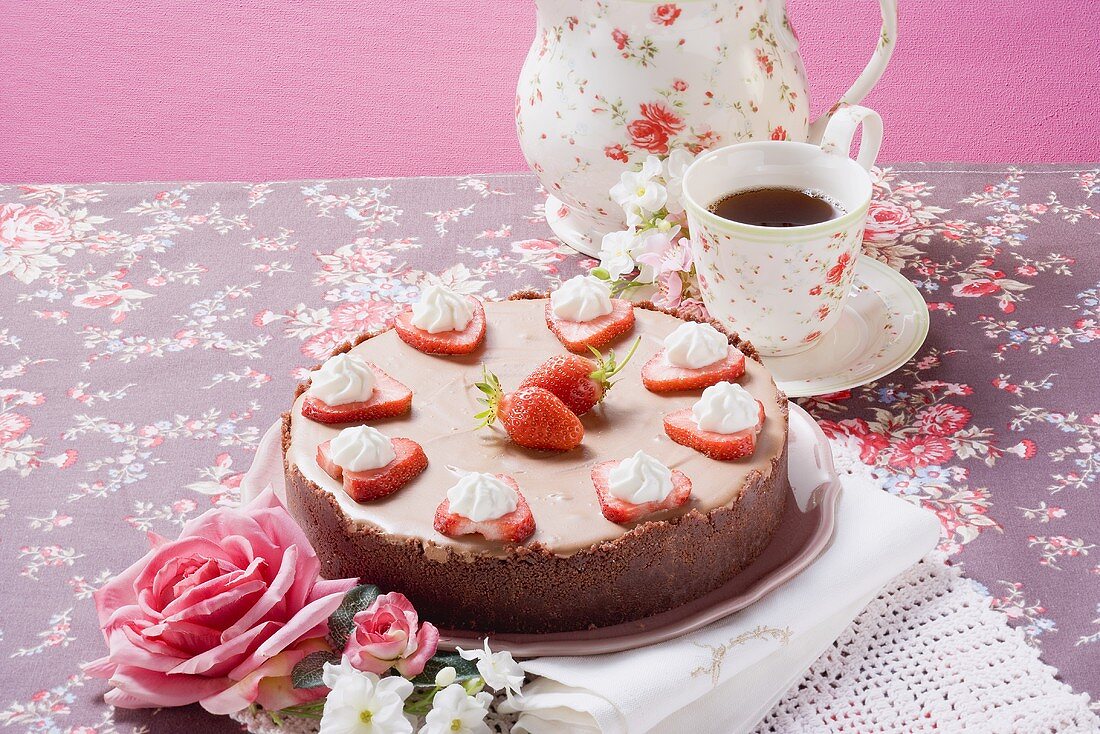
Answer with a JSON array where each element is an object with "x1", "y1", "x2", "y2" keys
[{"x1": 708, "y1": 187, "x2": 845, "y2": 228}]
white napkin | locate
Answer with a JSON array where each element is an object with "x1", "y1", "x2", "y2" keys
[
  {"x1": 241, "y1": 423, "x2": 941, "y2": 734},
  {"x1": 505, "y1": 473, "x2": 940, "y2": 734}
]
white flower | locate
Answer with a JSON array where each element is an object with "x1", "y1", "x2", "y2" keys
[
  {"x1": 434, "y1": 666, "x2": 457, "y2": 687},
  {"x1": 598, "y1": 229, "x2": 639, "y2": 280},
  {"x1": 319, "y1": 668, "x2": 414, "y2": 734},
  {"x1": 322, "y1": 657, "x2": 360, "y2": 689},
  {"x1": 662, "y1": 149, "x2": 695, "y2": 215},
  {"x1": 456, "y1": 639, "x2": 525, "y2": 701},
  {"x1": 609, "y1": 156, "x2": 667, "y2": 226},
  {"x1": 421, "y1": 684, "x2": 494, "y2": 734}
]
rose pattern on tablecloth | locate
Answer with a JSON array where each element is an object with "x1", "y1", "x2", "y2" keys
[{"x1": 0, "y1": 167, "x2": 1096, "y2": 731}]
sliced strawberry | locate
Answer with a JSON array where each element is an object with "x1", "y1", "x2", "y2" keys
[
  {"x1": 316, "y1": 440, "x2": 343, "y2": 480},
  {"x1": 641, "y1": 347, "x2": 746, "y2": 393},
  {"x1": 545, "y1": 299, "x2": 635, "y2": 353},
  {"x1": 591, "y1": 460, "x2": 692, "y2": 524},
  {"x1": 517, "y1": 339, "x2": 640, "y2": 416},
  {"x1": 433, "y1": 475, "x2": 535, "y2": 543},
  {"x1": 663, "y1": 400, "x2": 766, "y2": 460},
  {"x1": 393, "y1": 296, "x2": 486, "y2": 355},
  {"x1": 302, "y1": 364, "x2": 412, "y2": 424},
  {"x1": 316, "y1": 437, "x2": 428, "y2": 502}
]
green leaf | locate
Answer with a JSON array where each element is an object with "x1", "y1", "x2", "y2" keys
[
  {"x1": 590, "y1": 268, "x2": 610, "y2": 280},
  {"x1": 409, "y1": 652, "x2": 480, "y2": 689},
  {"x1": 327, "y1": 584, "x2": 380, "y2": 650},
  {"x1": 291, "y1": 650, "x2": 341, "y2": 690}
]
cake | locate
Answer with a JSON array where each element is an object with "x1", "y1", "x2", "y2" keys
[{"x1": 282, "y1": 284, "x2": 790, "y2": 634}]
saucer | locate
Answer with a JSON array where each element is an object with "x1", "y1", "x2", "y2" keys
[
  {"x1": 436, "y1": 403, "x2": 841, "y2": 657},
  {"x1": 762, "y1": 256, "x2": 929, "y2": 398}
]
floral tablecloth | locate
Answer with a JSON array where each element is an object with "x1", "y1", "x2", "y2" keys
[{"x1": 0, "y1": 166, "x2": 1096, "y2": 731}]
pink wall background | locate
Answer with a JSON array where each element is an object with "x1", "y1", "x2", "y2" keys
[{"x1": 2, "y1": 1, "x2": 1097, "y2": 183}]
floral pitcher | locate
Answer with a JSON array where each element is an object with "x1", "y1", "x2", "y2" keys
[{"x1": 516, "y1": 0, "x2": 897, "y2": 255}]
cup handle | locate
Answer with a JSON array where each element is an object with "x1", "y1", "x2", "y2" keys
[{"x1": 818, "y1": 105, "x2": 883, "y2": 171}]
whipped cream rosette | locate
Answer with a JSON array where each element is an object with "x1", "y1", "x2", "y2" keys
[
  {"x1": 550, "y1": 275, "x2": 614, "y2": 322},
  {"x1": 607, "y1": 450, "x2": 675, "y2": 504},
  {"x1": 663, "y1": 321, "x2": 728, "y2": 369},
  {"x1": 692, "y1": 382, "x2": 759, "y2": 433},
  {"x1": 411, "y1": 284, "x2": 474, "y2": 333},
  {"x1": 329, "y1": 425, "x2": 397, "y2": 472},
  {"x1": 308, "y1": 352, "x2": 376, "y2": 405}
]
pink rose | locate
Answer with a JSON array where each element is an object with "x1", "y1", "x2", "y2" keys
[
  {"x1": 818, "y1": 418, "x2": 889, "y2": 464},
  {"x1": 651, "y1": 3, "x2": 681, "y2": 25},
  {"x1": 889, "y1": 435, "x2": 954, "y2": 470},
  {"x1": 951, "y1": 279, "x2": 1001, "y2": 297},
  {"x1": 756, "y1": 49, "x2": 775, "y2": 76},
  {"x1": 84, "y1": 489, "x2": 357, "y2": 714},
  {"x1": 627, "y1": 118, "x2": 670, "y2": 154},
  {"x1": 640, "y1": 101, "x2": 685, "y2": 135},
  {"x1": 0, "y1": 203, "x2": 71, "y2": 247},
  {"x1": 917, "y1": 403, "x2": 972, "y2": 436},
  {"x1": 344, "y1": 592, "x2": 439, "y2": 677},
  {"x1": 863, "y1": 201, "x2": 916, "y2": 242},
  {"x1": 825, "y1": 251, "x2": 852, "y2": 285},
  {"x1": 676, "y1": 297, "x2": 709, "y2": 321},
  {"x1": 511, "y1": 238, "x2": 559, "y2": 254},
  {"x1": 627, "y1": 102, "x2": 685, "y2": 154},
  {"x1": 604, "y1": 144, "x2": 629, "y2": 163}
]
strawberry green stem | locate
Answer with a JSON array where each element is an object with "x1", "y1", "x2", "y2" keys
[
  {"x1": 473, "y1": 365, "x2": 504, "y2": 427},
  {"x1": 588, "y1": 336, "x2": 642, "y2": 388}
]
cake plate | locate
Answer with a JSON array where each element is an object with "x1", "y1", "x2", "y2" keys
[{"x1": 436, "y1": 402, "x2": 841, "y2": 657}]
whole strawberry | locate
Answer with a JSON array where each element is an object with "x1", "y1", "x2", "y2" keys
[
  {"x1": 475, "y1": 368, "x2": 584, "y2": 451},
  {"x1": 518, "y1": 338, "x2": 640, "y2": 416}
]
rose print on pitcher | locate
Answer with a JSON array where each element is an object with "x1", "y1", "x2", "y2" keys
[
  {"x1": 627, "y1": 102, "x2": 685, "y2": 154},
  {"x1": 516, "y1": 0, "x2": 898, "y2": 255}
]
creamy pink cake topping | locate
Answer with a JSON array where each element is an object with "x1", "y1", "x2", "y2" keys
[{"x1": 287, "y1": 299, "x2": 786, "y2": 557}]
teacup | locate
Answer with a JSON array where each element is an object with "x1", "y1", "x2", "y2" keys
[{"x1": 682, "y1": 105, "x2": 883, "y2": 357}]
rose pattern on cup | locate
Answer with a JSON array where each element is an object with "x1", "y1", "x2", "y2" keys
[
  {"x1": 681, "y1": 103, "x2": 885, "y2": 355},
  {"x1": 692, "y1": 223, "x2": 865, "y2": 353},
  {"x1": 651, "y1": 3, "x2": 682, "y2": 27}
]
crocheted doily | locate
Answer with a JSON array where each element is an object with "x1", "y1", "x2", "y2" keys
[
  {"x1": 753, "y1": 553, "x2": 1098, "y2": 733},
  {"x1": 231, "y1": 443, "x2": 1099, "y2": 734}
]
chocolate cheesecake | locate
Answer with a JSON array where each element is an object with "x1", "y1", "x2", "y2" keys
[{"x1": 283, "y1": 293, "x2": 790, "y2": 634}]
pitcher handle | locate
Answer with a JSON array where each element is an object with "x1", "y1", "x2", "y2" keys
[
  {"x1": 819, "y1": 105, "x2": 883, "y2": 171},
  {"x1": 768, "y1": 0, "x2": 897, "y2": 143}
]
